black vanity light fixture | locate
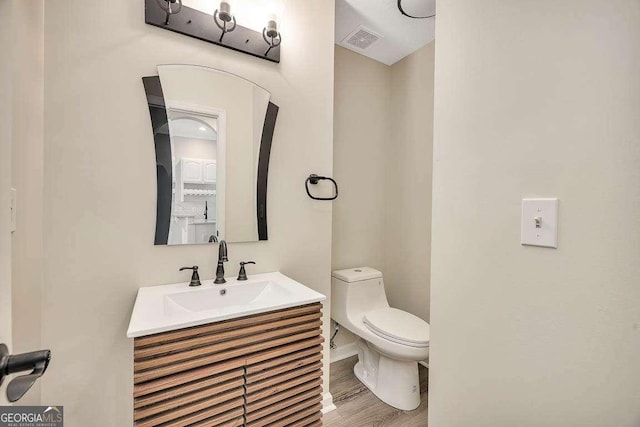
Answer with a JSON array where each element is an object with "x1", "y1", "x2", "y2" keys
[{"x1": 145, "y1": 0, "x2": 282, "y2": 63}]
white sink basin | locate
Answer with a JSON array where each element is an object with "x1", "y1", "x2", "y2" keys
[
  {"x1": 127, "y1": 272, "x2": 325, "y2": 338},
  {"x1": 164, "y1": 280, "x2": 291, "y2": 314}
]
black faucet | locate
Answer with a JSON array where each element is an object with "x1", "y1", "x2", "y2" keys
[
  {"x1": 237, "y1": 261, "x2": 256, "y2": 281},
  {"x1": 179, "y1": 266, "x2": 201, "y2": 287},
  {"x1": 214, "y1": 240, "x2": 228, "y2": 284}
]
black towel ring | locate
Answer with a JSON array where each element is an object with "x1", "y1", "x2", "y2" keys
[{"x1": 305, "y1": 174, "x2": 338, "y2": 201}]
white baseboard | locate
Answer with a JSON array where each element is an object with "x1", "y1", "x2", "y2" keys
[
  {"x1": 330, "y1": 342, "x2": 358, "y2": 364},
  {"x1": 332, "y1": 343, "x2": 427, "y2": 368},
  {"x1": 321, "y1": 392, "x2": 336, "y2": 414}
]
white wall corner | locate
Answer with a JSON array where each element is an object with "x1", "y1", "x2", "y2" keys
[{"x1": 321, "y1": 392, "x2": 336, "y2": 414}]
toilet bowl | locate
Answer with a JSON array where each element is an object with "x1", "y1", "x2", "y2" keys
[{"x1": 331, "y1": 267, "x2": 430, "y2": 411}]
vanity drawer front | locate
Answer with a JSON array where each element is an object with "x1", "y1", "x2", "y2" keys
[
  {"x1": 245, "y1": 399, "x2": 323, "y2": 427},
  {"x1": 133, "y1": 304, "x2": 323, "y2": 382},
  {"x1": 135, "y1": 396, "x2": 244, "y2": 427},
  {"x1": 243, "y1": 303, "x2": 324, "y2": 427},
  {"x1": 133, "y1": 365, "x2": 245, "y2": 426},
  {"x1": 246, "y1": 348, "x2": 323, "y2": 384},
  {"x1": 132, "y1": 303, "x2": 324, "y2": 427}
]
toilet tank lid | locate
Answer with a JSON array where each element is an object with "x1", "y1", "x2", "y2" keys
[{"x1": 332, "y1": 267, "x2": 382, "y2": 282}]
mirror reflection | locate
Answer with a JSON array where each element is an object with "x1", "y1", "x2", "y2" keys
[
  {"x1": 143, "y1": 65, "x2": 279, "y2": 245},
  {"x1": 167, "y1": 113, "x2": 219, "y2": 244}
]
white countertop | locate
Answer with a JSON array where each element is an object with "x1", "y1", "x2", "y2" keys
[{"x1": 126, "y1": 272, "x2": 326, "y2": 338}]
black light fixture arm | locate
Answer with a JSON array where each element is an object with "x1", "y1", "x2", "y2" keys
[
  {"x1": 263, "y1": 28, "x2": 282, "y2": 57},
  {"x1": 156, "y1": 0, "x2": 182, "y2": 25},
  {"x1": 213, "y1": 10, "x2": 237, "y2": 43},
  {"x1": 0, "y1": 343, "x2": 51, "y2": 403}
]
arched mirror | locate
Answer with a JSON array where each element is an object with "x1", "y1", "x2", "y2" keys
[{"x1": 142, "y1": 65, "x2": 278, "y2": 245}]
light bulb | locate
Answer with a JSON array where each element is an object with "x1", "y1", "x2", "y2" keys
[
  {"x1": 265, "y1": 14, "x2": 278, "y2": 38},
  {"x1": 218, "y1": 1, "x2": 232, "y2": 22}
]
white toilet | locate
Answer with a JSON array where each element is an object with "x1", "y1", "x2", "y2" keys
[{"x1": 331, "y1": 267, "x2": 430, "y2": 411}]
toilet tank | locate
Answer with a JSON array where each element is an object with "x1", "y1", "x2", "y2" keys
[{"x1": 331, "y1": 267, "x2": 389, "y2": 326}]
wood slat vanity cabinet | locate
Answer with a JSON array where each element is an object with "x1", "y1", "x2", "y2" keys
[{"x1": 133, "y1": 303, "x2": 324, "y2": 427}]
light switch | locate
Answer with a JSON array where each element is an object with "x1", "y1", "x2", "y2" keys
[{"x1": 521, "y1": 198, "x2": 558, "y2": 248}]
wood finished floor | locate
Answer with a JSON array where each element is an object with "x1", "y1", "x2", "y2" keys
[{"x1": 323, "y1": 356, "x2": 428, "y2": 427}]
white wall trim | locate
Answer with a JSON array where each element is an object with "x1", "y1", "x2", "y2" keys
[
  {"x1": 330, "y1": 342, "x2": 358, "y2": 364},
  {"x1": 321, "y1": 392, "x2": 336, "y2": 414}
]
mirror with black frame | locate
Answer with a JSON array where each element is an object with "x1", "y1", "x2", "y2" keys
[{"x1": 143, "y1": 65, "x2": 278, "y2": 245}]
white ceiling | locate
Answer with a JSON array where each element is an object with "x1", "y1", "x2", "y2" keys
[{"x1": 335, "y1": 0, "x2": 436, "y2": 66}]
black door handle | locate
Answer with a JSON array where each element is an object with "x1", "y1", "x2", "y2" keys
[{"x1": 0, "y1": 343, "x2": 51, "y2": 402}]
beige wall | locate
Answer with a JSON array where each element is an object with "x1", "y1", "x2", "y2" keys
[
  {"x1": 10, "y1": 0, "x2": 44, "y2": 406},
  {"x1": 332, "y1": 46, "x2": 391, "y2": 349},
  {"x1": 41, "y1": 0, "x2": 334, "y2": 425},
  {"x1": 0, "y1": 0, "x2": 14, "y2": 405},
  {"x1": 430, "y1": 1, "x2": 640, "y2": 426},
  {"x1": 332, "y1": 43, "x2": 434, "y2": 344},
  {"x1": 386, "y1": 42, "x2": 434, "y2": 321},
  {"x1": 332, "y1": 46, "x2": 390, "y2": 273}
]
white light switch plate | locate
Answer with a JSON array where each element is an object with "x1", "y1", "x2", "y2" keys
[{"x1": 521, "y1": 198, "x2": 558, "y2": 248}]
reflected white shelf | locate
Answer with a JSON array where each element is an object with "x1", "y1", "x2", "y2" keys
[
  {"x1": 183, "y1": 189, "x2": 216, "y2": 196},
  {"x1": 193, "y1": 219, "x2": 216, "y2": 225}
]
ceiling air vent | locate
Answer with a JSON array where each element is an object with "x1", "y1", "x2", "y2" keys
[{"x1": 342, "y1": 26, "x2": 382, "y2": 50}]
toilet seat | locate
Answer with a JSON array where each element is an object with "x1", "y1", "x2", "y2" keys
[{"x1": 363, "y1": 308, "x2": 430, "y2": 348}]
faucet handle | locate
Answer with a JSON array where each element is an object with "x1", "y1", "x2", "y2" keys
[
  {"x1": 237, "y1": 261, "x2": 256, "y2": 281},
  {"x1": 179, "y1": 266, "x2": 201, "y2": 287}
]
